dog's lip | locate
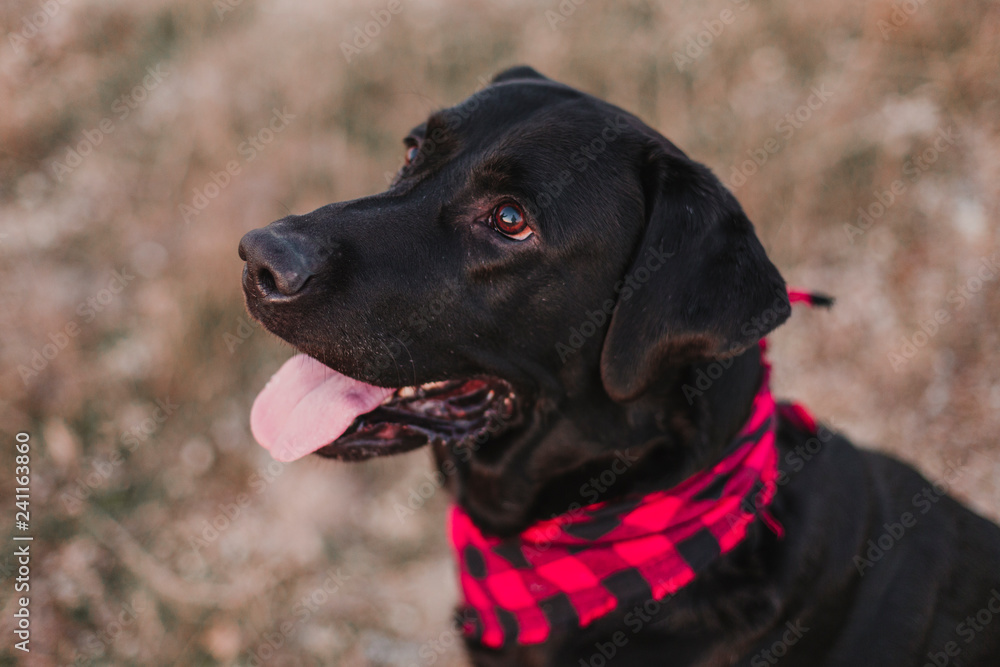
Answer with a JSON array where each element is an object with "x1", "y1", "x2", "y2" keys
[{"x1": 313, "y1": 376, "x2": 519, "y2": 461}]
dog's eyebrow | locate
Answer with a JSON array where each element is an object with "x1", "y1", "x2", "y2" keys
[
  {"x1": 469, "y1": 154, "x2": 522, "y2": 191},
  {"x1": 422, "y1": 111, "x2": 458, "y2": 145},
  {"x1": 406, "y1": 123, "x2": 426, "y2": 141}
]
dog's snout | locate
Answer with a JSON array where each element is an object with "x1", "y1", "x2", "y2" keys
[{"x1": 239, "y1": 228, "x2": 320, "y2": 300}]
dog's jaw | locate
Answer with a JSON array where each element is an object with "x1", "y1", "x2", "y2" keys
[{"x1": 248, "y1": 351, "x2": 528, "y2": 462}]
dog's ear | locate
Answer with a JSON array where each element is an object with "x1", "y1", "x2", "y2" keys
[
  {"x1": 491, "y1": 66, "x2": 548, "y2": 84},
  {"x1": 599, "y1": 142, "x2": 789, "y2": 402}
]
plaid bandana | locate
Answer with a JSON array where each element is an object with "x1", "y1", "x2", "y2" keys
[{"x1": 449, "y1": 290, "x2": 826, "y2": 648}]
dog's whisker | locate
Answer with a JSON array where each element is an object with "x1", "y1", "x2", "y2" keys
[{"x1": 389, "y1": 333, "x2": 417, "y2": 387}]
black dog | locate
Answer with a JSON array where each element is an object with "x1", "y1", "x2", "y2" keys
[{"x1": 239, "y1": 67, "x2": 1000, "y2": 666}]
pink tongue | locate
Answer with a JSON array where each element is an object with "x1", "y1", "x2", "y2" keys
[{"x1": 250, "y1": 354, "x2": 394, "y2": 462}]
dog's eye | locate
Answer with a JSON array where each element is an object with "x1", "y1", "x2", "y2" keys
[
  {"x1": 490, "y1": 203, "x2": 532, "y2": 241},
  {"x1": 405, "y1": 145, "x2": 419, "y2": 165}
]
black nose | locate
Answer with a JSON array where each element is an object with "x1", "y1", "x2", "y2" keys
[{"x1": 239, "y1": 227, "x2": 319, "y2": 299}]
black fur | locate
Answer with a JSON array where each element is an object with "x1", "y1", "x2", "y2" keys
[{"x1": 240, "y1": 66, "x2": 1000, "y2": 666}]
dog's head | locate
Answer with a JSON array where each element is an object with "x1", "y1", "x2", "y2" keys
[{"x1": 240, "y1": 66, "x2": 789, "y2": 530}]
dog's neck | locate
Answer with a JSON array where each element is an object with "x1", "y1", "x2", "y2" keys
[
  {"x1": 692, "y1": 345, "x2": 766, "y2": 468},
  {"x1": 438, "y1": 346, "x2": 765, "y2": 538},
  {"x1": 448, "y1": 345, "x2": 786, "y2": 648}
]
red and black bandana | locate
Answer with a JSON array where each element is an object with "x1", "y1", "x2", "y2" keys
[{"x1": 449, "y1": 291, "x2": 827, "y2": 648}]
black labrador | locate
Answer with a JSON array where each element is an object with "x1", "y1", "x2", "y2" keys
[{"x1": 238, "y1": 67, "x2": 1000, "y2": 666}]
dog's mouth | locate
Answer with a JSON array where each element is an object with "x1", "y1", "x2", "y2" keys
[{"x1": 250, "y1": 354, "x2": 518, "y2": 462}]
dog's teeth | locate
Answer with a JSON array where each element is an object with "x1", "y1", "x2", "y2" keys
[
  {"x1": 396, "y1": 386, "x2": 417, "y2": 398},
  {"x1": 501, "y1": 396, "x2": 515, "y2": 418},
  {"x1": 420, "y1": 381, "x2": 449, "y2": 391}
]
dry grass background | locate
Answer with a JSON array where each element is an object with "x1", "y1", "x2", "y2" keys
[{"x1": 1, "y1": 0, "x2": 998, "y2": 664}]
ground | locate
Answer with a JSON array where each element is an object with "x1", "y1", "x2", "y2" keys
[{"x1": 1, "y1": 0, "x2": 998, "y2": 664}]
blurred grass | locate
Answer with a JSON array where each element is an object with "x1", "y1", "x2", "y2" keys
[{"x1": 1, "y1": 0, "x2": 999, "y2": 664}]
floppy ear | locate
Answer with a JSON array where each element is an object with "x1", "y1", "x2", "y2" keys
[
  {"x1": 600, "y1": 143, "x2": 789, "y2": 402},
  {"x1": 491, "y1": 65, "x2": 548, "y2": 84}
]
